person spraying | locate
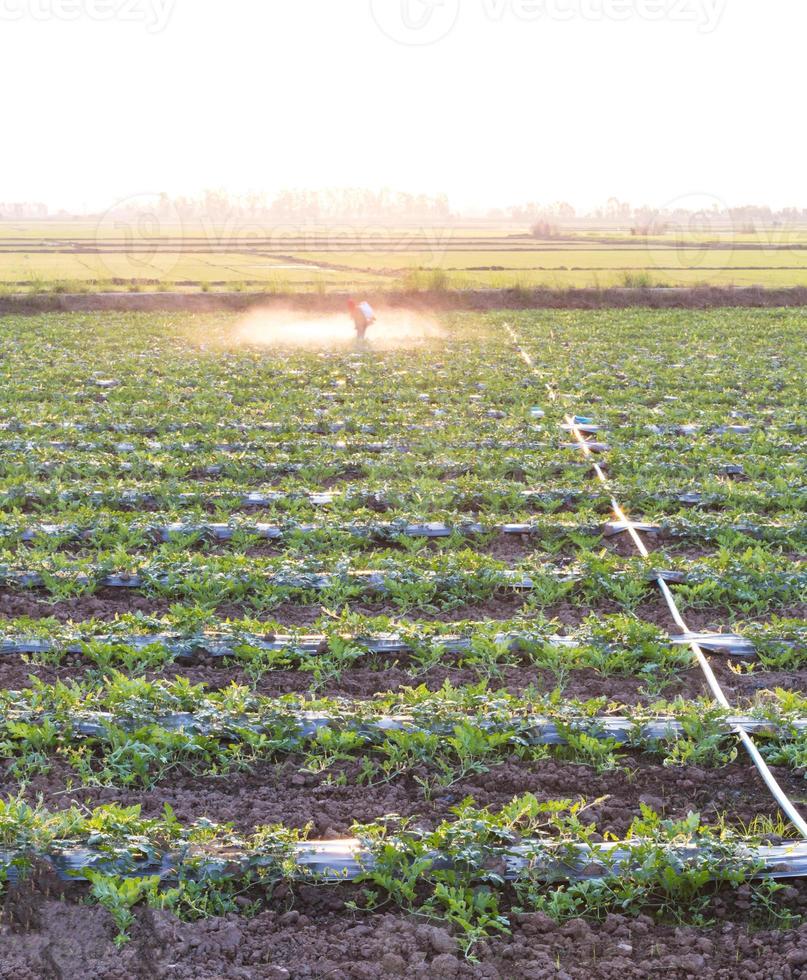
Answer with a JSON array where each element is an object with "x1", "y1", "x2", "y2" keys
[{"x1": 347, "y1": 298, "x2": 376, "y2": 340}]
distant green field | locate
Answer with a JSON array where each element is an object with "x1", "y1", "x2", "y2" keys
[
  {"x1": 3, "y1": 221, "x2": 807, "y2": 291},
  {"x1": 0, "y1": 252, "x2": 385, "y2": 288},
  {"x1": 439, "y1": 267, "x2": 807, "y2": 289},
  {"x1": 299, "y1": 247, "x2": 807, "y2": 269},
  {"x1": 291, "y1": 248, "x2": 807, "y2": 288},
  {"x1": 572, "y1": 228, "x2": 807, "y2": 246}
]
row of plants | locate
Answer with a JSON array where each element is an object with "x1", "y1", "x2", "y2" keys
[
  {"x1": 2, "y1": 452, "x2": 797, "y2": 492},
  {"x1": 0, "y1": 485, "x2": 801, "y2": 527},
  {"x1": 0, "y1": 416, "x2": 799, "y2": 438},
  {"x1": 0, "y1": 549, "x2": 800, "y2": 615},
  {"x1": 0, "y1": 427, "x2": 793, "y2": 458},
  {"x1": 0, "y1": 514, "x2": 801, "y2": 555},
  {"x1": 5, "y1": 609, "x2": 804, "y2": 678},
  {"x1": 1, "y1": 675, "x2": 805, "y2": 789},
  {"x1": 0, "y1": 795, "x2": 801, "y2": 950},
  {"x1": 0, "y1": 456, "x2": 797, "y2": 500}
]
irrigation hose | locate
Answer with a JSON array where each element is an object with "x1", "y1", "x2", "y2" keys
[{"x1": 504, "y1": 321, "x2": 807, "y2": 840}]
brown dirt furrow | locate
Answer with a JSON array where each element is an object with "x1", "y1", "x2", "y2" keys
[
  {"x1": 6, "y1": 755, "x2": 803, "y2": 840},
  {"x1": 0, "y1": 657, "x2": 711, "y2": 704},
  {"x1": 5, "y1": 283, "x2": 807, "y2": 315},
  {"x1": 0, "y1": 592, "x2": 532, "y2": 625},
  {"x1": 709, "y1": 661, "x2": 807, "y2": 699},
  {"x1": 2, "y1": 891, "x2": 807, "y2": 980},
  {"x1": 1, "y1": 589, "x2": 803, "y2": 635},
  {"x1": 7, "y1": 652, "x2": 804, "y2": 708}
]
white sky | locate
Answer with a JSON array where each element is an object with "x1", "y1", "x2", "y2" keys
[{"x1": 1, "y1": 0, "x2": 804, "y2": 213}]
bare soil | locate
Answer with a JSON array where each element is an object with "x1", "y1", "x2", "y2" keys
[
  {"x1": 3, "y1": 588, "x2": 802, "y2": 634},
  {"x1": 0, "y1": 656, "x2": 712, "y2": 705},
  {"x1": 29, "y1": 533, "x2": 566, "y2": 564},
  {"x1": 5, "y1": 284, "x2": 807, "y2": 315},
  {"x1": 6, "y1": 753, "x2": 803, "y2": 840},
  {"x1": 2, "y1": 869, "x2": 807, "y2": 980}
]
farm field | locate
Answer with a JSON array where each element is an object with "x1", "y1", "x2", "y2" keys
[
  {"x1": 4, "y1": 220, "x2": 807, "y2": 245},
  {"x1": 0, "y1": 252, "x2": 383, "y2": 288},
  {"x1": 5, "y1": 222, "x2": 807, "y2": 293},
  {"x1": 0, "y1": 307, "x2": 805, "y2": 977}
]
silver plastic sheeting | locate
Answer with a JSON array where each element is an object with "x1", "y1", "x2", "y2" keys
[
  {"x1": 2, "y1": 839, "x2": 806, "y2": 886},
  {"x1": 671, "y1": 633, "x2": 758, "y2": 656},
  {"x1": 0, "y1": 627, "x2": 769, "y2": 662},
  {"x1": 47, "y1": 712, "x2": 807, "y2": 745}
]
